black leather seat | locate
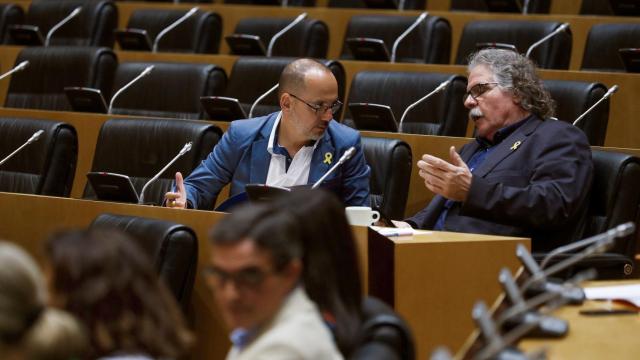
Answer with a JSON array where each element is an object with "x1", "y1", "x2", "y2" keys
[
  {"x1": 580, "y1": 0, "x2": 640, "y2": 16},
  {"x1": 0, "y1": 4, "x2": 24, "y2": 44},
  {"x1": 344, "y1": 71, "x2": 468, "y2": 136},
  {"x1": 89, "y1": 213, "x2": 198, "y2": 310},
  {"x1": 5, "y1": 46, "x2": 117, "y2": 111},
  {"x1": 224, "y1": 57, "x2": 346, "y2": 118},
  {"x1": 83, "y1": 118, "x2": 222, "y2": 207},
  {"x1": 230, "y1": 17, "x2": 329, "y2": 58},
  {"x1": 224, "y1": 0, "x2": 316, "y2": 5},
  {"x1": 125, "y1": 8, "x2": 222, "y2": 54},
  {"x1": 581, "y1": 23, "x2": 640, "y2": 72},
  {"x1": 456, "y1": 20, "x2": 572, "y2": 69},
  {"x1": 340, "y1": 14, "x2": 451, "y2": 64},
  {"x1": 14, "y1": 0, "x2": 117, "y2": 47},
  {"x1": 543, "y1": 79, "x2": 610, "y2": 146},
  {"x1": 351, "y1": 297, "x2": 415, "y2": 360},
  {"x1": 450, "y1": 0, "x2": 550, "y2": 13},
  {"x1": 109, "y1": 61, "x2": 227, "y2": 120},
  {"x1": 328, "y1": 0, "x2": 426, "y2": 9},
  {"x1": 362, "y1": 137, "x2": 412, "y2": 220},
  {"x1": 534, "y1": 150, "x2": 640, "y2": 279},
  {"x1": 0, "y1": 117, "x2": 77, "y2": 197}
]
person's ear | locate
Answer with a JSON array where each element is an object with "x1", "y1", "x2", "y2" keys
[
  {"x1": 280, "y1": 92, "x2": 292, "y2": 112},
  {"x1": 282, "y1": 258, "x2": 302, "y2": 286}
]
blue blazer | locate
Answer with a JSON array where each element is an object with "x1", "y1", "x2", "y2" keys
[
  {"x1": 406, "y1": 116, "x2": 593, "y2": 252},
  {"x1": 183, "y1": 112, "x2": 371, "y2": 209}
]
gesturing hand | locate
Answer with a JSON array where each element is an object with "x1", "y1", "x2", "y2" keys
[
  {"x1": 417, "y1": 146, "x2": 472, "y2": 202},
  {"x1": 164, "y1": 172, "x2": 187, "y2": 209}
]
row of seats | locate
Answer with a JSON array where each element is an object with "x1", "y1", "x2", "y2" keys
[
  {"x1": 4, "y1": 47, "x2": 612, "y2": 145},
  {"x1": 1, "y1": 1, "x2": 638, "y2": 71},
  {"x1": 121, "y1": 0, "x2": 640, "y2": 16},
  {"x1": 0, "y1": 116, "x2": 412, "y2": 220}
]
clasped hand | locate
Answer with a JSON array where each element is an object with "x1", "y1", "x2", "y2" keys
[{"x1": 417, "y1": 146, "x2": 472, "y2": 202}]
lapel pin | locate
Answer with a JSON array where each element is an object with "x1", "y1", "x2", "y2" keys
[
  {"x1": 510, "y1": 140, "x2": 522, "y2": 151},
  {"x1": 323, "y1": 152, "x2": 333, "y2": 165}
]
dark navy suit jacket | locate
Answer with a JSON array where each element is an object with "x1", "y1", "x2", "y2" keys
[
  {"x1": 406, "y1": 116, "x2": 593, "y2": 252},
  {"x1": 182, "y1": 112, "x2": 371, "y2": 209}
]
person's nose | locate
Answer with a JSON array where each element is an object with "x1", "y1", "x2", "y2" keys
[
  {"x1": 320, "y1": 108, "x2": 333, "y2": 122},
  {"x1": 219, "y1": 279, "x2": 241, "y2": 300},
  {"x1": 464, "y1": 94, "x2": 477, "y2": 109}
]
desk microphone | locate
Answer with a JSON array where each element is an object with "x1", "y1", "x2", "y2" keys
[
  {"x1": 0, "y1": 60, "x2": 29, "y2": 81},
  {"x1": 390, "y1": 12, "x2": 427, "y2": 63},
  {"x1": 311, "y1": 146, "x2": 356, "y2": 189},
  {"x1": 525, "y1": 22, "x2": 570, "y2": 59},
  {"x1": 152, "y1": 7, "x2": 199, "y2": 52},
  {"x1": 139, "y1": 141, "x2": 192, "y2": 205},
  {"x1": 249, "y1": 83, "x2": 279, "y2": 118},
  {"x1": 471, "y1": 301, "x2": 529, "y2": 360},
  {"x1": 573, "y1": 84, "x2": 619, "y2": 126},
  {"x1": 108, "y1": 65, "x2": 154, "y2": 114},
  {"x1": 267, "y1": 13, "x2": 308, "y2": 57},
  {"x1": 45, "y1": 6, "x2": 81, "y2": 46},
  {"x1": 398, "y1": 79, "x2": 449, "y2": 132},
  {"x1": 0, "y1": 130, "x2": 44, "y2": 167}
]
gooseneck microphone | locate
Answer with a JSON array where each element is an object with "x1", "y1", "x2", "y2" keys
[
  {"x1": 267, "y1": 13, "x2": 308, "y2": 57},
  {"x1": 522, "y1": 0, "x2": 531, "y2": 14},
  {"x1": 249, "y1": 83, "x2": 279, "y2": 118},
  {"x1": 312, "y1": 147, "x2": 356, "y2": 189},
  {"x1": 398, "y1": 79, "x2": 449, "y2": 132},
  {"x1": 0, "y1": 60, "x2": 29, "y2": 81},
  {"x1": 390, "y1": 12, "x2": 427, "y2": 63},
  {"x1": 108, "y1": 65, "x2": 154, "y2": 114},
  {"x1": 573, "y1": 84, "x2": 619, "y2": 126},
  {"x1": 139, "y1": 141, "x2": 193, "y2": 205},
  {"x1": 45, "y1": 7, "x2": 82, "y2": 47},
  {"x1": 0, "y1": 130, "x2": 44, "y2": 167},
  {"x1": 525, "y1": 22, "x2": 570, "y2": 58},
  {"x1": 152, "y1": 7, "x2": 199, "y2": 52}
]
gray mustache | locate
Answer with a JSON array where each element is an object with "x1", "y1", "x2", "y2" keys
[{"x1": 469, "y1": 107, "x2": 483, "y2": 119}]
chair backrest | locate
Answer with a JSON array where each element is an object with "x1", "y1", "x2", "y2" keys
[
  {"x1": 351, "y1": 296, "x2": 415, "y2": 360},
  {"x1": 126, "y1": 8, "x2": 222, "y2": 54},
  {"x1": 362, "y1": 137, "x2": 412, "y2": 220},
  {"x1": 232, "y1": 17, "x2": 329, "y2": 58},
  {"x1": 340, "y1": 14, "x2": 451, "y2": 64},
  {"x1": 224, "y1": 57, "x2": 346, "y2": 118},
  {"x1": 450, "y1": 0, "x2": 550, "y2": 13},
  {"x1": 345, "y1": 71, "x2": 468, "y2": 136},
  {"x1": 328, "y1": 0, "x2": 426, "y2": 9},
  {"x1": 0, "y1": 4, "x2": 24, "y2": 44},
  {"x1": 5, "y1": 46, "x2": 117, "y2": 111},
  {"x1": 109, "y1": 61, "x2": 227, "y2": 119},
  {"x1": 0, "y1": 117, "x2": 77, "y2": 197},
  {"x1": 581, "y1": 23, "x2": 640, "y2": 72},
  {"x1": 587, "y1": 150, "x2": 640, "y2": 262},
  {"x1": 224, "y1": 0, "x2": 316, "y2": 6},
  {"x1": 22, "y1": 0, "x2": 117, "y2": 47},
  {"x1": 89, "y1": 213, "x2": 198, "y2": 310},
  {"x1": 580, "y1": 0, "x2": 640, "y2": 16},
  {"x1": 455, "y1": 20, "x2": 572, "y2": 69},
  {"x1": 83, "y1": 118, "x2": 222, "y2": 207},
  {"x1": 543, "y1": 79, "x2": 609, "y2": 146}
]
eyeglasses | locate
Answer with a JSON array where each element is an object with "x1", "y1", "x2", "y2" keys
[
  {"x1": 203, "y1": 266, "x2": 275, "y2": 291},
  {"x1": 464, "y1": 82, "x2": 499, "y2": 102},
  {"x1": 289, "y1": 93, "x2": 343, "y2": 115}
]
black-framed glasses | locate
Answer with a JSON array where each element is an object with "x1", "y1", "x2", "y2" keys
[
  {"x1": 464, "y1": 82, "x2": 499, "y2": 102},
  {"x1": 289, "y1": 93, "x2": 343, "y2": 115},
  {"x1": 203, "y1": 265, "x2": 275, "y2": 291}
]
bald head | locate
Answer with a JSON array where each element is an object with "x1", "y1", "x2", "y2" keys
[{"x1": 278, "y1": 58, "x2": 334, "y2": 98}]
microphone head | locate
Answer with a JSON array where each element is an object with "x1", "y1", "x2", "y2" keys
[
  {"x1": 343, "y1": 146, "x2": 356, "y2": 160},
  {"x1": 417, "y1": 11, "x2": 428, "y2": 21},
  {"x1": 437, "y1": 80, "x2": 450, "y2": 92},
  {"x1": 16, "y1": 60, "x2": 29, "y2": 71},
  {"x1": 559, "y1": 22, "x2": 570, "y2": 32},
  {"x1": 187, "y1": 7, "x2": 199, "y2": 15},
  {"x1": 297, "y1": 12, "x2": 308, "y2": 21},
  {"x1": 31, "y1": 129, "x2": 44, "y2": 142},
  {"x1": 615, "y1": 222, "x2": 635, "y2": 237},
  {"x1": 608, "y1": 84, "x2": 620, "y2": 95},
  {"x1": 142, "y1": 65, "x2": 154, "y2": 76},
  {"x1": 71, "y1": 6, "x2": 82, "y2": 16},
  {"x1": 181, "y1": 141, "x2": 193, "y2": 155}
]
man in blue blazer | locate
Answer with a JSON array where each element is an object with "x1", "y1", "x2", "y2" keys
[
  {"x1": 165, "y1": 59, "x2": 370, "y2": 210},
  {"x1": 397, "y1": 49, "x2": 593, "y2": 252}
]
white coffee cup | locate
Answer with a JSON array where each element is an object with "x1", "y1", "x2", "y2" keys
[{"x1": 345, "y1": 206, "x2": 380, "y2": 226}]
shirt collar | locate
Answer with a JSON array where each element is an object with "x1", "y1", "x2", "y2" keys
[{"x1": 476, "y1": 114, "x2": 533, "y2": 147}]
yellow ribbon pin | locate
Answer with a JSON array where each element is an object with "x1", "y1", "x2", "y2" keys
[
  {"x1": 510, "y1": 140, "x2": 522, "y2": 151},
  {"x1": 323, "y1": 152, "x2": 333, "y2": 164}
]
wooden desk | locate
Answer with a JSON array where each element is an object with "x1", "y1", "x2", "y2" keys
[
  {"x1": 518, "y1": 281, "x2": 640, "y2": 359},
  {"x1": 0, "y1": 191, "x2": 529, "y2": 360}
]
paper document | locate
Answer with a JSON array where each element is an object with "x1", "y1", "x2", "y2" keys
[{"x1": 584, "y1": 284, "x2": 640, "y2": 308}]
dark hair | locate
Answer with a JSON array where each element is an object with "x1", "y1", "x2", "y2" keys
[
  {"x1": 209, "y1": 204, "x2": 303, "y2": 272},
  {"x1": 274, "y1": 189, "x2": 363, "y2": 357},
  {"x1": 44, "y1": 229, "x2": 193, "y2": 359},
  {"x1": 278, "y1": 58, "x2": 333, "y2": 98},
  {"x1": 468, "y1": 48, "x2": 555, "y2": 119}
]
